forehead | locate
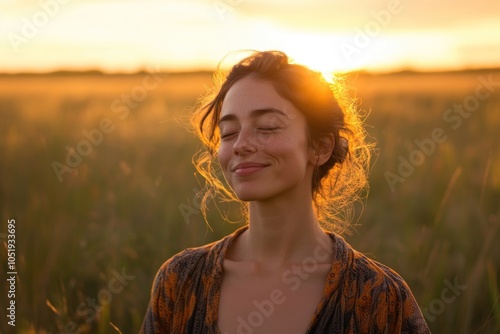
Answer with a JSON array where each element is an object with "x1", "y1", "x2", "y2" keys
[{"x1": 220, "y1": 75, "x2": 299, "y2": 119}]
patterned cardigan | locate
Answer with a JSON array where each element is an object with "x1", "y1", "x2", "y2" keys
[{"x1": 140, "y1": 226, "x2": 431, "y2": 333}]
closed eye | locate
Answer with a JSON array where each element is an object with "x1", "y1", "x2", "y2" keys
[
  {"x1": 221, "y1": 127, "x2": 281, "y2": 140},
  {"x1": 258, "y1": 127, "x2": 280, "y2": 132},
  {"x1": 220, "y1": 132, "x2": 237, "y2": 140}
]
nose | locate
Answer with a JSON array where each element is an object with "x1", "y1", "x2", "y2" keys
[{"x1": 233, "y1": 128, "x2": 257, "y2": 156}]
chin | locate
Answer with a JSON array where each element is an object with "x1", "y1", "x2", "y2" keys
[
  {"x1": 233, "y1": 185, "x2": 290, "y2": 203},
  {"x1": 234, "y1": 192, "x2": 264, "y2": 202},
  {"x1": 232, "y1": 187, "x2": 274, "y2": 202}
]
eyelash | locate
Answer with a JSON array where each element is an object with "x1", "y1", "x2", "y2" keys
[
  {"x1": 258, "y1": 127, "x2": 280, "y2": 132},
  {"x1": 220, "y1": 132, "x2": 236, "y2": 140},
  {"x1": 220, "y1": 127, "x2": 280, "y2": 140}
]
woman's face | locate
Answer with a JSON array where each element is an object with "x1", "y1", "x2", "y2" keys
[{"x1": 218, "y1": 75, "x2": 317, "y2": 203}]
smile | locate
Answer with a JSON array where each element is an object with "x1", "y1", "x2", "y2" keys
[{"x1": 232, "y1": 163, "x2": 269, "y2": 176}]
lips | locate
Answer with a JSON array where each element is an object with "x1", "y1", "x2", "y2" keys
[{"x1": 231, "y1": 162, "x2": 269, "y2": 176}]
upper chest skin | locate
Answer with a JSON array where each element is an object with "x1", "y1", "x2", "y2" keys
[{"x1": 217, "y1": 259, "x2": 332, "y2": 334}]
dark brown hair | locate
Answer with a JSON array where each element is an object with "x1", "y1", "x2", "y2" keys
[{"x1": 191, "y1": 50, "x2": 372, "y2": 233}]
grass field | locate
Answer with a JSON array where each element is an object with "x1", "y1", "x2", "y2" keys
[{"x1": 1, "y1": 69, "x2": 499, "y2": 333}]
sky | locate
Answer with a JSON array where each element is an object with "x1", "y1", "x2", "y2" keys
[{"x1": 1, "y1": 0, "x2": 500, "y2": 74}]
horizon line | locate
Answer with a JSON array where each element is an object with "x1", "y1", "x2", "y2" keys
[{"x1": 1, "y1": 66, "x2": 500, "y2": 77}]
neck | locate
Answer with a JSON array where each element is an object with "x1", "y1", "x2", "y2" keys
[{"x1": 239, "y1": 195, "x2": 329, "y2": 268}]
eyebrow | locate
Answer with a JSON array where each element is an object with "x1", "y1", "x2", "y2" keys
[{"x1": 218, "y1": 108, "x2": 287, "y2": 126}]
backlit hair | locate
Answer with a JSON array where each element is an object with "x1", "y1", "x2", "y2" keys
[{"x1": 190, "y1": 50, "x2": 372, "y2": 233}]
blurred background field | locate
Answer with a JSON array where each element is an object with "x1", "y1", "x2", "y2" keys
[{"x1": 1, "y1": 69, "x2": 499, "y2": 333}]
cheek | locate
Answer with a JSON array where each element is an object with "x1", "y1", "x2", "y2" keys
[
  {"x1": 217, "y1": 144, "x2": 231, "y2": 169},
  {"x1": 273, "y1": 134, "x2": 309, "y2": 159}
]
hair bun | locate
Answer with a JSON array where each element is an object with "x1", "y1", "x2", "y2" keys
[
  {"x1": 338, "y1": 137, "x2": 349, "y2": 163},
  {"x1": 332, "y1": 136, "x2": 348, "y2": 164}
]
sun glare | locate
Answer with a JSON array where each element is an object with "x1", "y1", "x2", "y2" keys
[
  {"x1": 262, "y1": 29, "x2": 354, "y2": 83},
  {"x1": 286, "y1": 47, "x2": 342, "y2": 84}
]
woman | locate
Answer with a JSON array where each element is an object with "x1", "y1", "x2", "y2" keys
[{"x1": 140, "y1": 51, "x2": 430, "y2": 333}]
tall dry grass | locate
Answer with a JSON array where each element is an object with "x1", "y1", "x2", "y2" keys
[{"x1": 0, "y1": 70, "x2": 499, "y2": 333}]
